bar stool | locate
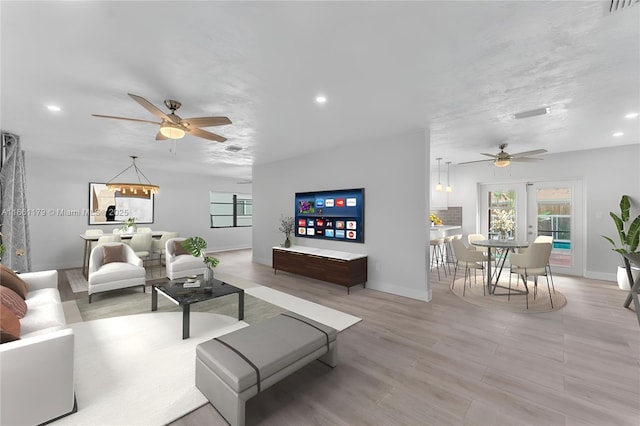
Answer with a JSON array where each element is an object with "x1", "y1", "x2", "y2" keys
[
  {"x1": 430, "y1": 237, "x2": 447, "y2": 280},
  {"x1": 443, "y1": 235, "x2": 458, "y2": 274}
]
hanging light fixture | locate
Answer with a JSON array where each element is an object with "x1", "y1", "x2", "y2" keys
[
  {"x1": 435, "y1": 157, "x2": 443, "y2": 191},
  {"x1": 159, "y1": 122, "x2": 185, "y2": 139},
  {"x1": 446, "y1": 161, "x2": 452, "y2": 192},
  {"x1": 106, "y1": 155, "x2": 159, "y2": 195}
]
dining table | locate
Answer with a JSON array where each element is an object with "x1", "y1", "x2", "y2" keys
[
  {"x1": 80, "y1": 231, "x2": 165, "y2": 278},
  {"x1": 470, "y1": 239, "x2": 530, "y2": 295}
]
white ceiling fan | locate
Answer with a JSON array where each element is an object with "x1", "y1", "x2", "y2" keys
[{"x1": 460, "y1": 143, "x2": 547, "y2": 167}]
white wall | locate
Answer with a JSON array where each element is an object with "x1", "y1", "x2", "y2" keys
[
  {"x1": 25, "y1": 153, "x2": 252, "y2": 270},
  {"x1": 252, "y1": 130, "x2": 431, "y2": 301},
  {"x1": 446, "y1": 144, "x2": 640, "y2": 281}
]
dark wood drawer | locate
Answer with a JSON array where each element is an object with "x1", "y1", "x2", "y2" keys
[{"x1": 272, "y1": 248, "x2": 367, "y2": 293}]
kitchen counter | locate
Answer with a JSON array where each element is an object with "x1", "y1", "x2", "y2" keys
[{"x1": 429, "y1": 225, "x2": 461, "y2": 237}]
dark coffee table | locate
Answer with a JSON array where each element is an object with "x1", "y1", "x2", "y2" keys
[{"x1": 151, "y1": 277, "x2": 244, "y2": 339}]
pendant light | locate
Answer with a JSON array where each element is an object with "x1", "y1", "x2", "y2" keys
[
  {"x1": 446, "y1": 161, "x2": 452, "y2": 192},
  {"x1": 106, "y1": 155, "x2": 159, "y2": 195},
  {"x1": 435, "y1": 157, "x2": 443, "y2": 191}
]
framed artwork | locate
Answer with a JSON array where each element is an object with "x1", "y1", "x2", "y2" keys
[{"x1": 88, "y1": 182, "x2": 154, "y2": 225}]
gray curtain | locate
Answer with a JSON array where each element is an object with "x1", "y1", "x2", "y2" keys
[{"x1": 0, "y1": 132, "x2": 31, "y2": 272}]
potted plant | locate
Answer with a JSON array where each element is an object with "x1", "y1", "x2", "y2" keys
[
  {"x1": 279, "y1": 215, "x2": 295, "y2": 248},
  {"x1": 121, "y1": 217, "x2": 137, "y2": 233},
  {"x1": 602, "y1": 194, "x2": 640, "y2": 289},
  {"x1": 182, "y1": 236, "x2": 220, "y2": 281}
]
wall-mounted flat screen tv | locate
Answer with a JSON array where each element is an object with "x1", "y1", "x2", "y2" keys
[{"x1": 294, "y1": 188, "x2": 364, "y2": 243}]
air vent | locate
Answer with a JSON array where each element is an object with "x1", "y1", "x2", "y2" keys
[
  {"x1": 607, "y1": 0, "x2": 639, "y2": 14},
  {"x1": 513, "y1": 107, "x2": 549, "y2": 120},
  {"x1": 225, "y1": 145, "x2": 243, "y2": 152}
]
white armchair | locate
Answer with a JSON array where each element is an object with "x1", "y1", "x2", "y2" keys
[
  {"x1": 88, "y1": 242, "x2": 146, "y2": 303},
  {"x1": 165, "y1": 237, "x2": 205, "y2": 280}
]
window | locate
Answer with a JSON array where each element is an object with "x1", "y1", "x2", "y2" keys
[{"x1": 210, "y1": 192, "x2": 252, "y2": 228}]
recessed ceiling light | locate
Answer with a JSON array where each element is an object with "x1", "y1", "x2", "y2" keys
[
  {"x1": 47, "y1": 105, "x2": 61, "y2": 112},
  {"x1": 315, "y1": 95, "x2": 327, "y2": 104},
  {"x1": 624, "y1": 112, "x2": 638, "y2": 119},
  {"x1": 613, "y1": 131, "x2": 624, "y2": 137}
]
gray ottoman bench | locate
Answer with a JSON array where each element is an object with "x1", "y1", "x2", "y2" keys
[{"x1": 195, "y1": 311, "x2": 337, "y2": 426}]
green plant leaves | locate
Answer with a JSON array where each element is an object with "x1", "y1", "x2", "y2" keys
[
  {"x1": 621, "y1": 195, "x2": 630, "y2": 222},
  {"x1": 182, "y1": 236, "x2": 207, "y2": 257},
  {"x1": 603, "y1": 195, "x2": 640, "y2": 255},
  {"x1": 182, "y1": 236, "x2": 220, "y2": 268}
]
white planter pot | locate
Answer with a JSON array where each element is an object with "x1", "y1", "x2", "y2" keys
[{"x1": 617, "y1": 265, "x2": 640, "y2": 290}]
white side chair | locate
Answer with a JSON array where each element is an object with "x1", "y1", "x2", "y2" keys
[
  {"x1": 87, "y1": 242, "x2": 146, "y2": 303},
  {"x1": 451, "y1": 237, "x2": 485, "y2": 296},
  {"x1": 129, "y1": 232, "x2": 153, "y2": 263},
  {"x1": 509, "y1": 242, "x2": 553, "y2": 309},
  {"x1": 136, "y1": 227, "x2": 153, "y2": 233},
  {"x1": 153, "y1": 232, "x2": 179, "y2": 265},
  {"x1": 165, "y1": 237, "x2": 204, "y2": 280}
]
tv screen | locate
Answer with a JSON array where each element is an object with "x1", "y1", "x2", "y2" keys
[{"x1": 294, "y1": 188, "x2": 364, "y2": 243}]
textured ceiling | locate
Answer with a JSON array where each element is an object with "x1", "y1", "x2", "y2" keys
[{"x1": 1, "y1": 1, "x2": 638, "y2": 179}]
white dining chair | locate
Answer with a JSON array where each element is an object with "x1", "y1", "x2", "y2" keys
[
  {"x1": 97, "y1": 234, "x2": 122, "y2": 245},
  {"x1": 152, "y1": 232, "x2": 179, "y2": 265},
  {"x1": 451, "y1": 237, "x2": 485, "y2": 296},
  {"x1": 508, "y1": 242, "x2": 553, "y2": 309},
  {"x1": 518, "y1": 235, "x2": 555, "y2": 293},
  {"x1": 129, "y1": 232, "x2": 153, "y2": 263}
]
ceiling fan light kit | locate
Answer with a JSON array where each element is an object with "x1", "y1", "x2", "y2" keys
[
  {"x1": 159, "y1": 122, "x2": 185, "y2": 139},
  {"x1": 106, "y1": 156, "x2": 159, "y2": 195}
]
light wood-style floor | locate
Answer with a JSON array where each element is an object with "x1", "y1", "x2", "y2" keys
[{"x1": 67, "y1": 249, "x2": 640, "y2": 426}]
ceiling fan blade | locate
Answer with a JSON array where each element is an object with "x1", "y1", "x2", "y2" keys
[
  {"x1": 187, "y1": 127, "x2": 227, "y2": 142},
  {"x1": 128, "y1": 93, "x2": 172, "y2": 122},
  {"x1": 155, "y1": 131, "x2": 168, "y2": 141},
  {"x1": 510, "y1": 157, "x2": 543, "y2": 162},
  {"x1": 510, "y1": 149, "x2": 548, "y2": 158},
  {"x1": 182, "y1": 116, "x2": 232, "y2": 128},
  {"x1": 480, "y1": 153, "x2": 498, "y2": 158},
  {"x1": 92, "y1": 114, "x2": 160, "y2": 125},
  {"x1": 459, "y1": 158, "x2": 494, "y2": 165}
]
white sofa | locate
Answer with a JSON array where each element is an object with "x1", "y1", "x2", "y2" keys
[
  {"x1": 0, "y1": 270, "x2": 76, "y2": 426},
  {"x1": 166, "y1": 237, "x2": 205, "y2": 280}
]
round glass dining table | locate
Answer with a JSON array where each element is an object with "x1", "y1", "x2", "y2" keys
[{"x1": 470, "y1": 239, "x2": 530, "y2": 295}]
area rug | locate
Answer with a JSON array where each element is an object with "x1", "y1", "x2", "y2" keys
[
  {"x1": 450, "y1": 276, "x2": 567, "y2": 313},
  {"x1": 55, "y1": 274, "x2": 361, "y2": 425},
  {"x1": 51, "y1": 312, "x2": 246, "y2": 426}
]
